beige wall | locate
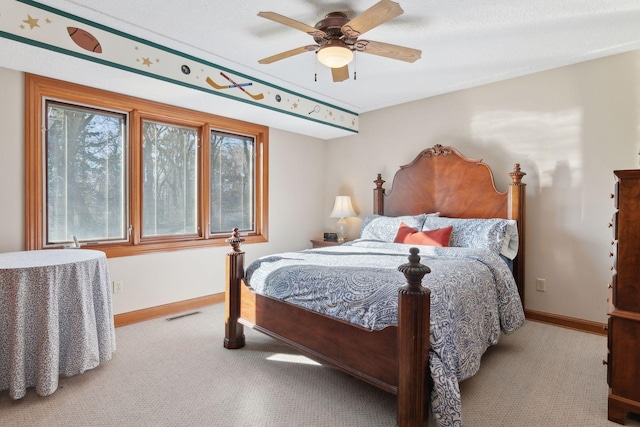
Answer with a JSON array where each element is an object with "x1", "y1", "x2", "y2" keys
[
  {"x1": 324, "y1": 50, "x2": 640, "y2": 323},
  {"x1": 0, "y1": 69, "x2": 25, "y2": 253},
  {"x1": 0, "y1": 67, "x2": 327, "y2": 314},
  {"x1": 2, "y1": 50, "x2": 639, "y2": 322}
]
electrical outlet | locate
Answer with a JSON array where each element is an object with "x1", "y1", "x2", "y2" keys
[
  {"x1": 535, "y1": 278, "x2": 546, "y2": 292},
  {"x1": 113, "y1": 281, "x2": 124, "y2": 294}
]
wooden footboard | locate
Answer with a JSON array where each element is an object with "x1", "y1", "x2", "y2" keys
[{"x1": 224, "y1": 229, "x2": 432, "y2": 426}]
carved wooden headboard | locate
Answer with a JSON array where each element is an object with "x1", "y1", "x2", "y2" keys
[{"x1": 373, "y1": 145, "x2": 527, "y2": 304}]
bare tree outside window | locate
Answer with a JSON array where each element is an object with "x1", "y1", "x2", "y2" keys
[
  {"x1": 210, "y1": 132, "x2": 254, "y2": 234},
  {"x1": 46, "y1": 102, "x2": 126, "y2": 245},
  {"x1": 142, "y1": 121, "x2": 198, "y2": 237}
]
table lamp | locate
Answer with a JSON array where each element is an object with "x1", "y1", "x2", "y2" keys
[{"x1": 330, "y1": 195, "x2": 357, "y2": 243}]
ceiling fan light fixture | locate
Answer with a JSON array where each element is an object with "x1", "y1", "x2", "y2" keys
[{"x1": 317, "y1": 44, "x2": 353, "y2": 69}]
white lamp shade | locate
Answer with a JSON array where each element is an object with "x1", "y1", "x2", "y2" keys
[
  {"x1": 317, "y1": 45, "x2": 353, "y2": 69},
  {"x1": 330, "y1": 196, "x2": 357, "y2": 218}
]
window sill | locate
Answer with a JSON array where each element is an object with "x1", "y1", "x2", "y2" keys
[{"x1": 47, "y1": 234, "x2": 267, "y2": 258}]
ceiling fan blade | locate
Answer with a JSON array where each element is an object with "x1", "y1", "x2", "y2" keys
[
  {"x1": 258, "y1": 12, "x2": 327, "y2": 38},
  {"x1": 331, "y1": 66, "x2": 349, "y2": 82},
  {"x1": 341, "y1": 0, "x2": 403, "y2": 38},
  {"x1": 258, "y1": 45, "x2": 318, "y2": 64},
  {"x1": 356, "y1": 40, "x2": 421, "y2": 63}
]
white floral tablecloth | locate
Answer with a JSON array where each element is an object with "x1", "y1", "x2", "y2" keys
[{"x1": 0, "y1": 249, "x2": 115, "y2": 399}]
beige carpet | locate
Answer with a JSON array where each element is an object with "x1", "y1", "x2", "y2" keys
[{"x1": 1, "y1": 303, "x2": 638, "y2": 427}]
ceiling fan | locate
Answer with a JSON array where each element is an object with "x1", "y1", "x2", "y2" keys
[{"x1": 257, "y1": 0, "x2": 421, "y2": 82}]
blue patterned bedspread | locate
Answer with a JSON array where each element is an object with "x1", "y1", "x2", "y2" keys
[{"x1": 245, "y1": 240, "x2": 525, "y2": 427}]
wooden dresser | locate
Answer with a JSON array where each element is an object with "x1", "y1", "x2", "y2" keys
[{"x1": 608, "y1": 169, "x2": 640, "y2": 424}]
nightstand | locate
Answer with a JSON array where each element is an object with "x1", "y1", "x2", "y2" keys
[{"x1": 310, "y1": 239, "x2": 341, "y2": 248}]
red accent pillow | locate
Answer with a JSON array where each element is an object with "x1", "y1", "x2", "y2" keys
[{"x1": 394, "y1": 222, "x2": 453, "y2": 247}]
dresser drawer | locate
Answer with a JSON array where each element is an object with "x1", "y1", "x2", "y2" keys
[
  {"x1": 610, "y1": 316, "x2": 640, "y2": 402},
  {"x1": 607, "y1": 317, "x2": 613, "y2": 388},
  {"x1": 608, "y1": 280, "x2": 616, "y2": 313},
  {"x1": 606, "y1": 350, "x2": 612, "y2": 387},
  {"x1": 611, "y1": 274, "x2": 618, "y2": 308},
  {"x1": 610, "y1": 211, "x2": 618, "y2": 241},
  {"x1": 610, "y1": 241, "x2": 618, "y2": 273}
]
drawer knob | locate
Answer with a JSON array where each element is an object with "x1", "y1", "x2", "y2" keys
[
  {"x1": 610, "y1": 194, "x2": 615, "y2": 199},
  {"x1": 609, "y1": 252, "x2": 614, "y2": 257},
  {"x1": 602, "y1": 359, "x2": 608, "y2": 365},
  {"x1": 608, "y1": 223, "x2": 613, "y2": 228},
  {"x1": 607, "y1": 283, "x2": 612, "y2": 289}
]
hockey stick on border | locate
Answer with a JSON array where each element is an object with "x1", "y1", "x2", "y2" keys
[
  {"x1": 205, "y1": 77, "x2": 252, "y2": 90},
  {"x1": 219, "y1": 72, "x2": 264, "y2": 101}
]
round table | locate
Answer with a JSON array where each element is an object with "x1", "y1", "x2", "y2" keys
[{"x1": 0, "y1": 249, "x2": 115, "y2": 399}]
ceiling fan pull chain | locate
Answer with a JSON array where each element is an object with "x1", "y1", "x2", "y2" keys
[{"x1": 354, "y1": 52, "x2": 357, "y2": 80}]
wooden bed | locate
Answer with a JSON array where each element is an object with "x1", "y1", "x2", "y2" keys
[{"x1": 223, "y1": 144, "x2": 526, "y2": 426}]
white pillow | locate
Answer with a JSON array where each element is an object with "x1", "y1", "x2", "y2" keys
[{"x1": 422, "y1": 217, "x2": 518, "y2": 259}]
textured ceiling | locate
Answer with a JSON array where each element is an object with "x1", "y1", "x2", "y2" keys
[{"x1": 1, "y1": 0, "x2": 639, "y2": 139}]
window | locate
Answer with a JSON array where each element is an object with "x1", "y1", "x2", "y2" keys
[
  {"x1": 141, "y1": 120, "x2": 198, "y2": 239},
  {"x1": 209, "y1": 131, "x2": 255, "y2": 234},
  {"x1": 46, "y1": 102, "x2": 128, "y2": 244},
  {"x1": 26, "y1": 74, "x2": 268, "y2": 257}
]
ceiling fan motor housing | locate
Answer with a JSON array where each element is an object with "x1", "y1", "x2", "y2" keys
[{"x1": 314, "y1": 12, "x2": 357, "y2": 47}]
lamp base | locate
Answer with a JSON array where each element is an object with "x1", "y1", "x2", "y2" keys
[{"x1": 336, "y1": 217, "x2": 347, "y2": 243}]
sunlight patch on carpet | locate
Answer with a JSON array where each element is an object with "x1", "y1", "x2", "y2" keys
[{"x1": 266, "y1": 353, "x2": 321, "y2": 366}]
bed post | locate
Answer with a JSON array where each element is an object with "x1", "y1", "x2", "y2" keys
[
  {"x1": 224, "y1": 228, "x2": 246, "y2": 349},
  {"x1": 397, "y1": 247, "x2": 431, "y2": 427},
  {"x1": 374, "y1": 174, "x2": 386, "y2": 215},
  {"x1": 508, "y1": 164, "x2": 526, "y2": 307}
]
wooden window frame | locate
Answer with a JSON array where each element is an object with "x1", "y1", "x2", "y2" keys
[{"x1": 25, "y1": 74, "x2": 268, "y2": 258}]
